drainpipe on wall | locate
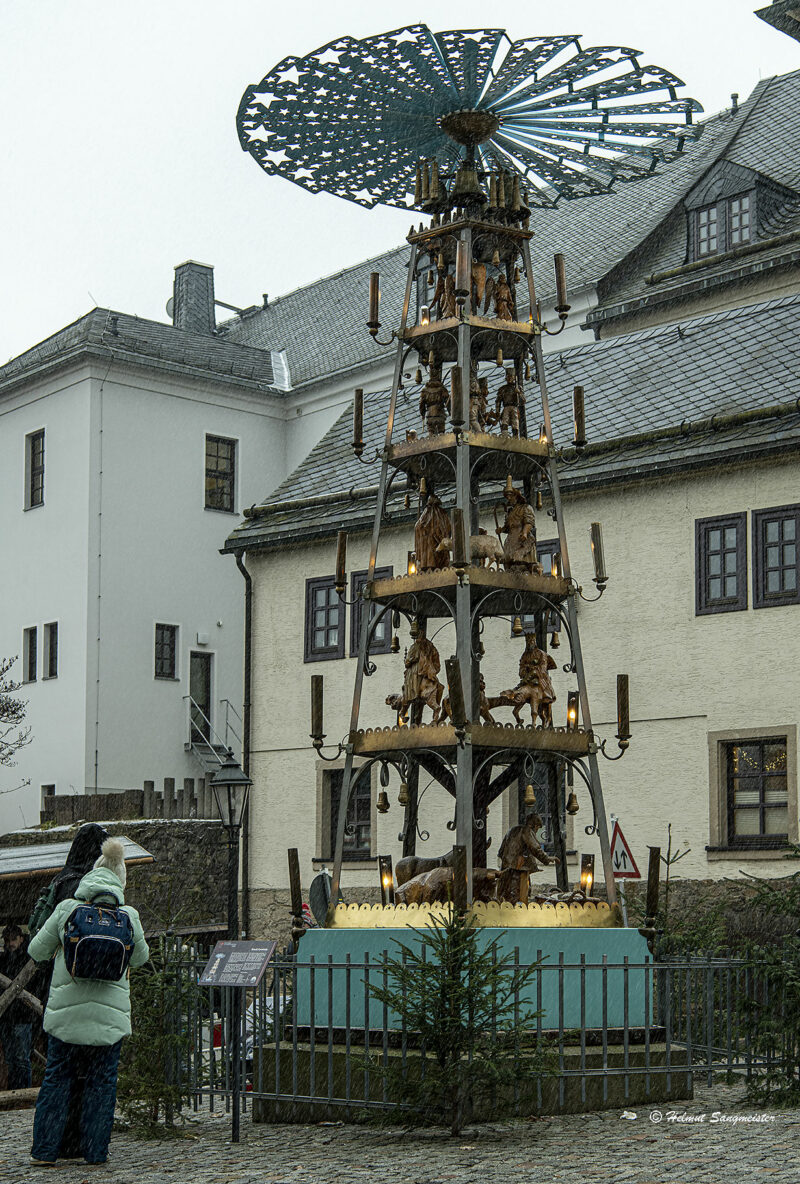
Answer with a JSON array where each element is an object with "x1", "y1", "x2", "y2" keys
[{"x1": 235, "y1": 553, "x2": 252, "y2": 936}]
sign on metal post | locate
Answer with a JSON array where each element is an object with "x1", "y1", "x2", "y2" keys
[
  {"x1": 200, "y1": 941, "x2": 278, "y2": 1144},
  {"x1": 610, "y1": 820, "x2": 641, "y2": 879},
  {"x1": 199, "y1": 940, "x2": 277, "y2": 988}
]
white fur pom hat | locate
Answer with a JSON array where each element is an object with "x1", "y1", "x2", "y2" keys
[{"x1": 93, "y1": 837, "x2": 127, "y2": 888}]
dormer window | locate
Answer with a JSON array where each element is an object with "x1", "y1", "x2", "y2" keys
[
  {"x1": 694, "y1": 194, "x2": 751, "y2": 259},
  {"x1": 684, "y1": 161, "x2": 773, "y2": 265}
]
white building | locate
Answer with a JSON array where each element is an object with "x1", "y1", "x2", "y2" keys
[{"x1": 0, "y1": 262, "x2": 297, "y2": 831}]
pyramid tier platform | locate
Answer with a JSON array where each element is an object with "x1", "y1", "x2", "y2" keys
[
  {"x1": 350, "y1": 720, "x2": 592, "y2": 759},
  {"x1": 401, "y1": 315, "x2": 535, "y2": 363},
  {"x1": 369, "y1": 566, "x2": 570, "y2": 619},
  {"x1": 388, "y1": 428, "x2": 548, "y2": 484},
  {"x1": 407, "y1": 217, "x2": 533, "y2": 254},
  {"x1": 328, "y1": 899, "x2": 622, "y2": 930}
]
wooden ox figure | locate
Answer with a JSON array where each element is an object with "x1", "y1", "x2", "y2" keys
[
  {"x1": 395, "y1": 848, "x2": 457, "y2": 887},
  {"x1": 395, "y1": 866, "x2": 498, "y2": 906}
]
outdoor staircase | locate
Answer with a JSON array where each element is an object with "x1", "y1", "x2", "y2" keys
[{"x1": 184, "y1": 696, "x2": 242, "y2": 772}]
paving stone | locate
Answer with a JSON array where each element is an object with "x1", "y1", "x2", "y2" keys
[{"x1": 1, "y1": 1082, "x2": 796, "y2": 1184}]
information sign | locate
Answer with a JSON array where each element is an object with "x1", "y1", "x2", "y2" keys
[{"x1": 199, "y1": 940, "x2": 277, "y2": 988}]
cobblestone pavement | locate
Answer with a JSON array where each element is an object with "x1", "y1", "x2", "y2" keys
[{"x1": 2, "y1": 1083, "x2": 798, "y2": 1184}]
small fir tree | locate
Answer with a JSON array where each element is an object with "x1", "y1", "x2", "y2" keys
[
  {"x1": 367, "y1": 906, "x2": 548, "y2": 1134},
  {"x1": 116, "y1": 874, "x2": 208, "y2": 1133},
  {"x1": 116, "y1": 936, "x2": 201, "y2": 1132},
  {"x1": 738, "y1": 853, "x2": 800, "y2": 1107}
]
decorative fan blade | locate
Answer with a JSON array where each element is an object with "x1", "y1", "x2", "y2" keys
[{"x1": 237, "y1": 25, "x2": 702, "y2": 209}]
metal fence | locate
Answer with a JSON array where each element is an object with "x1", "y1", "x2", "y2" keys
[{"x1": 158, "y1": 944, "x2": 798, "y2": 1123}]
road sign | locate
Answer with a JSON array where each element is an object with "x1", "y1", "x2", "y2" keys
[{"x1": 610, "y1": 820, "x2": 641, "y2": 879}]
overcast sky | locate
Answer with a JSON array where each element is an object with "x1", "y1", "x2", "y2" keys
[{"x1": 1, "y1": 1, "x2": 797, "y2": 361}]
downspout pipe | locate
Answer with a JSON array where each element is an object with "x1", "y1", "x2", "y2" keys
[{"x1": 235, "y1": 552, "x2": 253, "y2": 937}]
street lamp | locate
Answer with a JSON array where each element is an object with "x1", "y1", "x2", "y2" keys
[
  {"x1": 211, "y1": 750, "x2": 252, "y2": 940},
  {"x1": 210, "y1": 750, "x2": 252, "y2": 1147}
]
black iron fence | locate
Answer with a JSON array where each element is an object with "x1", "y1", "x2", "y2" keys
[{"x1": 157, "y1": 945, "x2": 798, "y2": 1123}]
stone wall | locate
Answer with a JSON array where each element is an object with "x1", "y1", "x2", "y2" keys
[
  {"x1": 250, "y1": 875, "x2": 796, "y2": 950},
  {"x1": 0, "y1": 819, "x2": 228, "y2": 935},
  {"x1": 249, "y1": 886, "x2": 382, "y2": 948},
  {"x1": 619, "y1": 873, "x2": 800, "y2": 946}
]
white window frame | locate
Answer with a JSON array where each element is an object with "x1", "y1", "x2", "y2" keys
[
  {"x1": 696, "y1": 204, "x2": 719, "y2": 257},
  {"x1": 154, "y1": 622, "x2": 180, "y2": 680},
  {"x1": 24, "y1": 427, "x2": 45, "y2": 510},
  {"x1": 22, "y1": 626, "x2": 38, "y2": 683},
  {"x1": 204, "y1": 433, "x2": 238, "y2": 515},
  {"x1": 43, "y1": 621, "x2": 58, "y2": 680},
  {"x1": 729, "y1": 194, "x2": 751, "y2": 247}
]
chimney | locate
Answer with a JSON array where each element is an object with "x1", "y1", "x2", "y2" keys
[{"x1": 172, "y1": 261, "x2": 215, "y2": 334}]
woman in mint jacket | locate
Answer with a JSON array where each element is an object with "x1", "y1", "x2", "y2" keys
[{"x1": 28, "y1": 838, "x2": 149, "y2": 1166}]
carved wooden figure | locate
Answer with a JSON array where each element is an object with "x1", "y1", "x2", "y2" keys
[
  {"x1": 396, "y1": 848, "x2": 456, "y2": 887},
  {"x1": 469, "y1": 376, "x2": 490, "y2": 433},
  {"x1": 386, "y1": 623, "x2": 444, "y2": 723},
  {"x1": 496, "y1": 812, "x2": 559, "y2": 904},
  {"x1": 419, "y1": 361, "x2": 449, "y2": 435},
  {"x1": 498, "y1": 483, "x2": 539, "y2": 571},
  {"x1": 431, "y1": 271, "x2": 457, "y2": 319},
  {"x1": 495, "y1": 367, "x2": 525, "y2": 437},
  {"x1": 492, "y1": 633, "x2": 557, "y2": 726},
  {"x1": 493, "y1": 273, "x2": 515, "y2": 321},
  {"x1": 471, "y1": 261, "x2": 487, "y2": 309},
  {"x1": 395, "y1": 865, "x2": 498, "y2": 905},
  {"x1": 414, "y1": 493, "x2": 451, "y2": 571},
  {"x1": 435, "y1": 528, "x2": 503, "y2": 569}
]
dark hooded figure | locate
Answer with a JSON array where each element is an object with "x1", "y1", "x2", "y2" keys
[
  {"x1": 50, "y1": 824, "x2": 109, "y2": 907},
  {"x1": 38, "y1": 823, "x2": 108, "y2": 1160}
]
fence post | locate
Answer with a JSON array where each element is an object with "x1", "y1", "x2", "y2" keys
[
  {"x1": 163, "y1": 777, "x2": 175, "y2": 820},
  {"x1": 143, "y1": 780, "x2": 155, "y2": 818},
  {"x1": 197, "y1": 776, "x2": 208, "y2": 818},
  {"x1": 182, "y1": 778, "x2": 194, "y2": 818}
]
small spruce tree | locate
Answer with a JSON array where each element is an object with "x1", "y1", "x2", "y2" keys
[
  {"x1": 116, "y1": 936, "x2": 200, "y2": 1132},
  {"x1": 738, "y1": 853, "x2": 800, "y2": 1107},
  {"x1": 367, "y1": 906, "x2": 547, "y2": 1134}
]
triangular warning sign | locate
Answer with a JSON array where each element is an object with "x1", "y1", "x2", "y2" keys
[{"x1": 610, "y1": 820, "x2": 641, "y2": 879}]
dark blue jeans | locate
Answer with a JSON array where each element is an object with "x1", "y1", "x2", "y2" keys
[
  {"x1": 0, "y1": 1020, "x2": 32, "y2": 1089},
  {"x1": 31, "y1": 1035, "x2": 122, "y2": 1164}
]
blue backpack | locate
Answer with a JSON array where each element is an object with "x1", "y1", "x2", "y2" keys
[{"x1": 62, "y1": 894, "x2": 134, "y2": 981}]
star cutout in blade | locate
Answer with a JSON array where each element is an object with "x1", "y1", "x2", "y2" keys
[{"x1": 236, "y1": 25, "x2": 702, "y2": 210}]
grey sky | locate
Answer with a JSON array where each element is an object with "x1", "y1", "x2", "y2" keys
[{"x1": 1, "y1": 1, "x2": 797, "y2": 361}]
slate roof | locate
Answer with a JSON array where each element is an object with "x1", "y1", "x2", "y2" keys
[
  {"x1": 0, "y1": 308, "x2": 281, "y2": 395},
  {"x1": 220, "y1": 72, "x2": 800, "y2": 390},
  {"x1": 218, "y1": 246, "x2": 408, "y2": 389},
  {"x1": 591, "y1": 71, "x2": 800, "y2": 320},
  {"x1": 224, "y1": 292, "x2": 800, "y2": 554}
]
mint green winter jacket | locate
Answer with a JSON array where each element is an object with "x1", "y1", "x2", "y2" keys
[{"x1": 28, "y1": 867, "x2": 149, "y2": 1046}]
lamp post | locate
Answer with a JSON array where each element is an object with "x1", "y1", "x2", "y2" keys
[
  {"x1": 210, "y1": 750, "x2": 252, "y2": 1146},
  {"x1": 211, "y1": 750, "x2": 252, "y2": 940}
]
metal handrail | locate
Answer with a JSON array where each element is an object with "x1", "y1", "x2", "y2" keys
[
  {"x1": 182, "y1": 695, "x2": 230, "y2": 766},
  {"x1": 219, "y1": 699, "x2": 243, "y2": 750}
]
